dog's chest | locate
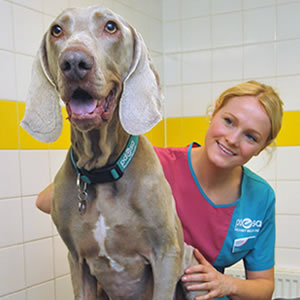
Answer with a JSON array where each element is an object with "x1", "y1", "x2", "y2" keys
[{"x1": 74, "y1": 183, "x2": 151, "y2": 270}]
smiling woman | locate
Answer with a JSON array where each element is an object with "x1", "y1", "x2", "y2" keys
[{"x1": 154, "y1": 80, "x2": 284, "y2": 300}]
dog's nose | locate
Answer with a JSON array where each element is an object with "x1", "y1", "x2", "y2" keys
[{"x1": 59, "y1": 50, "x2": 93, "y2": 81}]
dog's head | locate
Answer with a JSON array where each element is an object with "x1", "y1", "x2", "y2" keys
[{"x1": 21, "y1": 6, "x2": 162, "y2": 142}]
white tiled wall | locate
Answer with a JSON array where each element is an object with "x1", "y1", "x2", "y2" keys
[
  {"x1": 163, "y1": 0, "x2": 300, "y2": 275},
  {"x1": 1, "y1": 0, "x2": 300, "y2": 299},
  {"x1": 0, "y1": 0, "x2": 162, "y2": 299}
]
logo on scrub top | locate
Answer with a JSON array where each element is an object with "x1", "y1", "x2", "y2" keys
[{"x1": 235, "y1": 218, "x2": 262, "y2": 233}]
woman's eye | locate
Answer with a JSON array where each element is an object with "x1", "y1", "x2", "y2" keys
[
  {"x1": 224, "y1": 117, "x2": 233, "y2": 125},
  {"x1": 104, "y1": 21, "x2": 118, "y2": 34},
  {"x1": 246, "y1": 133, "x2": 257, "y2": 142},
  {"x1": 51, "y1": 25, "x2": 63, "y2": 37}
]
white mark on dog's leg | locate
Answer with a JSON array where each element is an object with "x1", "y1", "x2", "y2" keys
[{"x1": 93, "y1": 215, "x2": 124, "y2": 272}]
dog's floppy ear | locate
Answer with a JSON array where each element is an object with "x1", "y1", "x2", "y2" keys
[
  {"x1": 119, "y1": 29, "x2": 162, "y2": 135},
  {"x1": 21, "y1": 35, "x2": 62, "y2": 143}
]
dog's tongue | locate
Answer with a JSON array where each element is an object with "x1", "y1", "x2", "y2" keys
[{"x1": 69, "y1": 99, "x2": 97, "y2": 115}]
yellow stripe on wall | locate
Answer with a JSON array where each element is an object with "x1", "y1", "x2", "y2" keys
[
  {"x1": 0, "y1": 101, "x2": 18, "y2": 149},
  {"x1": 18, "y1": 102, "x2": 71, "y2": 150},
  {"x1": 276, "y1": 111, "x2": 300, "y2": 147},
  {"x1": 0, "y1": 99, "x2": 299, "y2": 149}
]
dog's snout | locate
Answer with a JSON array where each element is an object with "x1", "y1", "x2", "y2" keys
[{"x1": 59, "y1": 50, "x2": 93, "y2": 81}]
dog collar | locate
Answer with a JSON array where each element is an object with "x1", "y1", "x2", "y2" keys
[{"x1": 70, "y1": 135, "x2": 139, "y2": 185}]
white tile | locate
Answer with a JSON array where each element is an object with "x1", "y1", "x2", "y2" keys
[
  {"x1": 277, "y1": 0, "x2": 298, "y2": 3},
  {"x1": 276, "y1": 215, "x2": 300, "y2": 248},
  {"x1": 277, "y1": 2, "x2": 300, "y2": 40},
  {"x1": 69, "y1": 0, "x2": 99, "y2": 8},
  {"x1": 1, "y1": 290, "x2": 26, "y2": 300},
  {"x1": 13, "y1": 5, "x2": 44, "y2": 56},
  {"x1": 20, "y1": 150, "x2": 51, "y2": 196},
  {"x1": 276, "y1": 76, "x2": 300, "y2": 111},
  {"x1": 0, "y1": 1, "x2": 14, "y2": 51},
  {"x1": 276, "y1": 181, "x2": 300, "y2": 215},
  {"x1": 212, "y1": 0, "x2": 242, "y2": 14},
  {"x1": 0, "y1": 246, "x2": 25, "y2": 296},
  {"x1": 182, "y1": 51, "x2": 211, "y2": 84},
  {"x1": 149, "y1": 19, "x2": 163, "y2": 53},
  {"x1": 54, "y1": 235, "x2": 70, "y2": 277},
  {"x1": 212, "y1": 12, "x2": 243, "y2": 48},
  {"x1": 243, "y1": 0, "x2": 275, "y2": 10},
  {"x1": 276, "y1": 147, "x2": 300, "y2": 180},
  {"x1": 24, "y1": 239, "x2": 54, "y2": 286},
  {"x1": 43, "y1": 14, "x2": 55, "y2": 33},
  {"x1": 15, "y1": 54, "x2": 34, "y2": 102},
  {"x1": 55, "y1": 275, "x2": 74, "y2": 300},
  {"x1": 212, "y1": 47, "x2": 243, "y2": 81},
  {"x1": 0, "y1": 50, "x2": 17, "y2": 101},
  {"x1": 43, "y1": 0, "x2": 69, "y2": 17},
  {"x1": 253, "y1": 77, "x2": 276, "y2": 88},
  {"x1": 102, "y1": 0, "x2": 113, "y2": 10},
  {"x1": 164, "y1": 54, "x2": 181, "y2": 86},
  {"x1": 244, "y1": 43, "x2": 276, "y2": 78},
  {"x1": 129, "y1": 12, "x2": 152, "y2": 50},
  {"x1": 132, "y1": 0, "x2": 162, "y2": 19},
  {"x1": 12, "y1": 0, "x2": 43, "y2": 11},
  {"x1": 0, "y1": 198, "x2": 23, "y2": 248},
  {"x1": 275, "y1": 248, "x2": 300, "y2": 270},
  {"x1": 26, "y1": 281, "x2": 55, "y2": 300},
  {"x1": 49, "y1": 150, "x2": 68, "y2": 182},
  {"x1": 182, "y1": 16, "x2": 211, "y2": 51},
  {"x1": 244, "y1": 7, "x2": 275, "y2": 44},
  {"x1": 0, "y1": 151, "x2": 21, "y2": 199},
  {"x1": 164, "y1": 21, "x2": 181, "y2": 53},
  {"x1": 163, "y1": 0, "x2": 181, "y2": 21},
  {"x1": 112, "y1": 2, "x2": 134, "y2": 24},
  {"x1": 245, "y1": 148, "x2": 277, "y2": 181},
  {"x1": 212, "y1": 80, "x2": 242, "y2": 103},
  {"x1": 277, "y1": 40, "x2": 300, "y2": 76},
  {"x1": 182, "y1": 0, "x2": 210, "y2": 19},
  {"x1": 23, "y1": 196, "x2": 53, "y2": 242},
  {"x1": 164, "y1": 86, "x2": 182, "y2": 118},
  {"x1": 183, "y1": 83, "x2": 212, "y2": 117}
]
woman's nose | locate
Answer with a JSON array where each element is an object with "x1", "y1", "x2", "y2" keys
[{"x1": 225, "y1": 130, "x2": 240, "y2": 145}]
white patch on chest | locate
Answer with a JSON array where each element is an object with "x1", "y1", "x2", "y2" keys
[{"x1": 93, "y1": 215, "x2": 125, "y2": 272}]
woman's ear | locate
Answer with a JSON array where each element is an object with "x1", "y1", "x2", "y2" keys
[{"x1": 255, "y1": 141, "x2": 272, "y2": 156}]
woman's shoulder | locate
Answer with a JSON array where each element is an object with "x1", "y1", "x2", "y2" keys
[
  {"x1": 242, "y1": 166, "x2": 275, "y2": 202},
  {"x1": 154, "y1": 145, "x2": 190, "y2": 162}
]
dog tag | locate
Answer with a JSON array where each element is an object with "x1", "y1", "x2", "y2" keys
[
  {"x1": 78, "y1": 200, "x2": 87, "y2": 215},
  {"x1": 77, "y1": 174, "x2": 88, "y2": 215}
]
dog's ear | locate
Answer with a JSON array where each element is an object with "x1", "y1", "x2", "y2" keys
[
  {"x1": 119, "y1": 29, "x2": 162, "y2": 135},
  {"x1": 21, "y1": 34, "x2": 62, "y2": 143}
]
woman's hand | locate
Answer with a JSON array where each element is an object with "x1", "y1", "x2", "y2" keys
[{"x1": 181, "y1": 249, "x2": 232, "y2": 300}]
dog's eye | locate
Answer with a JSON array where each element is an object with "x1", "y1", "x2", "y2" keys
[
  {"x1": 104, "y1": 21, "x2": 118, "y2": 34},
  {"x1": 51, "y1": 25, "x2": 63, "y2": 37}
]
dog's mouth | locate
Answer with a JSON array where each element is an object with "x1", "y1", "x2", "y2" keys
[{"x1": 66, "y1": 87, "x2": 116, "y2": 121}]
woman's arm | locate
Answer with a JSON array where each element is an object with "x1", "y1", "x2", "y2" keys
[
  {"x1": 36, "y1": 183, "x2": 54, "y2": 214},
  {"x1": 229, "y1": 268, "x2": 274, "y2": 300},
  {"x1": 182, "y1": 249, "x2": 274, "y2": 300}
]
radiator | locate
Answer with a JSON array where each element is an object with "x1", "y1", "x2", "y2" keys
[{"x1": 226, "y1": 269, "x2": 300, "y2": 298}]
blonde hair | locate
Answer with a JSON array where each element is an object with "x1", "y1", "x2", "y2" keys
[{"x1": 212, "y1": 81, "x2": 284, "y2": 145}]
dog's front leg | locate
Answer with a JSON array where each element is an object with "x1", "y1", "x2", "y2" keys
[
  {"x1": 68, "y1": 253, "x2": 98, "y2": 300},
  {"x1": 150, "y1": 244, "x2": 182, "y2": 300}
]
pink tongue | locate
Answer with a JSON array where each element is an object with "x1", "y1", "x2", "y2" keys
[{"x1": 69, "y1": 99, "x2": 97, "y2": 115}]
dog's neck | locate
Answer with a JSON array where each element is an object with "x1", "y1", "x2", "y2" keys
[{"x1": 70, "y1": 119, "x2": 129, "y2": 171}]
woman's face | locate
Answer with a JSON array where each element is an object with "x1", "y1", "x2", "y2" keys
[{"x1": 204, "y1": 95, "x2": 271, "y2": 169}]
